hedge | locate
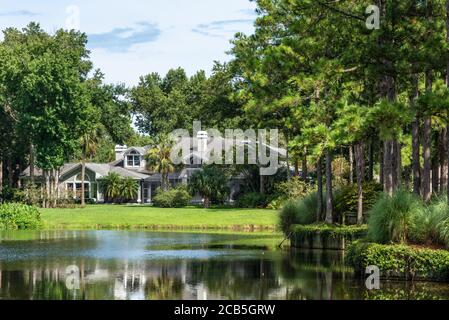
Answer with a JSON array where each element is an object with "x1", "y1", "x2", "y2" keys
[
  {"x1": 347, "y1": 241, "x2": 449, "y2": 282},
  {"x1": 0, "y1": 203, "x2": 42, "y2": 230},
  {"x1": 291, "y1": 224, "x2": 368, "y2": 239}
]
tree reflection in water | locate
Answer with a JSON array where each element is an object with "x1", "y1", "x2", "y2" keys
[{"x1": 1, "y1": 231, "x2": 449, "y2": 300}]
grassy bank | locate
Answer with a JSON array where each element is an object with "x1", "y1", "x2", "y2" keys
[{"x1": 40, "y1": 205, "x2": 279, "y2": 231}]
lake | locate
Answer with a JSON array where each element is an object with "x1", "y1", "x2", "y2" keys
[{"x1": 0, "y1": 230, "x2": 448, "y2": 300}]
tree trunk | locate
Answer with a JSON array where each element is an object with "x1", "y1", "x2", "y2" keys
[
  {"x1": 81, "y1": 152, "x2": 86, "y2": 207},
  {"x1": 204, "y1": 197, "x2": 210, "y2": 209},
  {"x1": 383, "y1": 140, "x2": 394, "y2": 195},
  {"x1": 294, "y1": 159, "x2": 299, "y2": 177},
  {"x1": 285, "y1": 134, "x2": 291, "y2": 181},
  {"x1": 446, "y1": 0, "x2": 449, "y2": 202},
  {"x1": 368, "y1": 138, "x2": 374, "y2": 181},
  {"x1": 354, "y1": 142, "x2": 365, "y2": 225},
  {"x1": 349, "y1": 145, "x2": 354, "y2": 185},
  {"x1": 302, "y1": 150, "x2": 308, "y2": 182},
  {"x1": 7, "y1": 157, "x2": 13, "y2": 187},
  {"x1": 30, "y1": 144, "x2": 35, "y2": 185},
  {"x1": 395, "y1": 140, "x2": 402, "y2": 188},
  {"x1": 410, "y1": 73, "x2": 421, "y2": 195},
  {"x1": 259, "y1": 174, "x2": 265, "y2": 195},
  {"x1": 0, "y1": 159, "x2": 3, "y2": 199},
  {"x1": 439, "y1": 128, "x2": 448, "y2": 193},
  {"x1": 325, "y1": 150, "x2": 334, "y2": 224},
  {"x1": 379, "y1": 143, "x2": 384, "y2": 187},
  {"x1": 423, "y1": 71, "x2": 433, "y2": 202},
  {"x1": 54, "y1": 169, "x2": 59, "y2": 208},
  {"x1": 412, "y1": 120, "x2": 421, "y2": 195},
  {"x1": 316, "y1": 157, "x2": 323, "y2": 222}
]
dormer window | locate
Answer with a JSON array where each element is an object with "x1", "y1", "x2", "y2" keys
[{"x1": 127, "y1": 150, "x2": 141, "y2": 167}]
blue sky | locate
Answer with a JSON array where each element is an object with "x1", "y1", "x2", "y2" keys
[{"x1": 0, "y1": 0, "x2": 257, "y2": 86}]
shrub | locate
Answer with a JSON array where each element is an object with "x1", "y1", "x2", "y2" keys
[
  {"x1": 267, "y1": 177, "x2": 314, "y2": 210},
  {"x1": 235, "y1": 192, "x2": 267, "y2": 208},
  {"x1": 279, "y1": 192, "x2": 319, "y2": 235},
  {"x1": 0, "y1": 186, "x2": 25, "y2": 203},
  {"x1": 153, "y1": 186, "x2": 191, "y2": 208},
  {"x1": 411, "y1": 197, "x2": 449, "y2": 247},
  {"x1": 367, "y1": 189, "x2": 423, "y2": 244},
  {"x1": 334, "y1": 182, "x2": 382, "y2": 221},
  {"x1": 347, "y1": 241, "x2": 449, "y2": 281},
  {"x1": 279, "y1": 200, "x2": 300, "y2": 234},
  {"x1": 274, "y1": 177, "x2": 312, "y2": 200},
  {"x1": 0, "y1": 203, "x2": 42, "y2": 230}
]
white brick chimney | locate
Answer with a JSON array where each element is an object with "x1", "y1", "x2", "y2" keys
[{"x1": 115, "y1": 145, "x2": 128, "y2": 161}]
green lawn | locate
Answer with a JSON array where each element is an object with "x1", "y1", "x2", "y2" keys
[{"x1": 41, "y1": 205, "x2": 280, "y2": 231}]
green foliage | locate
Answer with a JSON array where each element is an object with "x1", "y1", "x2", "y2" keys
[
  {"x1": 279, "y1": 192, "x2": 319, "y2": 235},
  {"x1": 235, "y1": 192, "x2": 267, "y2": 208},
  {"x1": 334, "y1": 182, "x2": 383, "y2": 222},
  {"x1": 153, "y1": 186, "x2": 191, "y2": 208},
  {"x1": 292, "y1": 224, "x2": 367, "y2": 240},
  {"x1": 99, "y1": 172, "x2": 122, "y2": 202},
  {"x1": 367, "y1": 190, "x2": 423, "y2": 244},
  {"x1": 347, "y1": 241, "x2": 449, "y2": 281},
  {"x1": 412, "y1": 197, "x2": 449, "y2": 248},
  {"x1": 268, "y1": 177, "x2": 313, "y2": 209},
  {"x1": 0, "y1": 203, "x2": 42, "y2": 230},
  {"x1": 0, "y1": 186, "x2": 25, "y2": 203},
  {"x1": 188, "y1": 166, "x2": 230, "y2": 208},
  {"x1": 99, "y1": 173, "x2": 139, "y2": 203},
  {"x1": 119, "y1": 177, "x2": 139, "y2": 202},
  {"x1": 274, "y1": 177, "x2": 311, "y2": 200},
  {"x1": 145, "y1": 136, "x2": 176, "y2": 191}
]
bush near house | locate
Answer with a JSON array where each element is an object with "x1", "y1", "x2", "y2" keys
[
  {"x1": 153, "y1": 186, "x2": 191, "y2": 208},
  {"x1": 0, "y1": 203, "x2": 42, "y2": 230},
  {"x1": 235, "y1": 192, "x2": 268, "y2": 208},
  {"x1": 347, "y1": 241, "x2": 449, "y2": 282}
]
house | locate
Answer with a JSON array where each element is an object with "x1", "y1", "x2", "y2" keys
[{"x1": 19, "y1": 132, "x2": 286, "y2": 204}]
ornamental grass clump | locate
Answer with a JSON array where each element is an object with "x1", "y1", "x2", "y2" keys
[
  {"x1": 279, "y1": 192, "x2": 319, "y2": 235},
  {"x1": 367, "y1": 189, "x2": 423, "y2": 244},
  {"x1": 412, "y1": 197, "x2": 449, "y2": 248}
]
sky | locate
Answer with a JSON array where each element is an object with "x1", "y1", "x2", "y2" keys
[{"x1": 0, "y1": 0, "x2": 257, "y2": 86}]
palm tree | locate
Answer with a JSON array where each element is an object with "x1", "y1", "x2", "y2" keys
[
  {"x1": 119, "y1": 177, "x2": 139, "y2": 203},
  {"x1": 146, "y1": 137, "x2": 175, "y2": 191},
  {"x1": 100, "y1": 172, "x2": 121, "y2": 203},
  {"x1": 80, "y1": 129, "x2": 100, "y2": 206},
  {"x1": 189, "y1": 166, "x2": 229, "y2": 208}
]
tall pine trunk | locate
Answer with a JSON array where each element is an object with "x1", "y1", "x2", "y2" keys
[
  {"x1": 423, "y1": 70, "x2": 433, "y2": 202},
  {"x1": 0, "y1": 159, "x2": 3, "y2": 199},
  {"x1": 439, "y1": 128, "x2": 448, "y2": 193},
  {"x1": 354, "y1": 142, "x2": 365, "y2": 225},
  {"x1": 349, "y1": 145, "x2": 354, "y2": 184},
  {"x1": 325, "y1": 150, "x2": 334, "y2": 224},
  {"x1": 383, "y1": 140, "x2": 394, "y2": 195},
  {"x1": 411, "y1": 73, "x2": 421, "y2": 195},
  {"x1": 81, "y1": 150, "x2": 86, "y2": 207},
  {"x1": 30, "y1": 144, "x2": 35, "y2": 186},
  {"x1": 368, "y1": 138, "x2": 374, "y2": 181},
  {"x1": 316, "y1": 157, "x2": 323, "y2": 222},
  {"x1": 446, "y1": 0, "x2": 449, "y2": 201},
  {"x1": 302, "y1": 149, "x2": 308, "y2": 182}
]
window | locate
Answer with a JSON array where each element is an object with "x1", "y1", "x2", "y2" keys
[{"x1": 127, "y1": 150, "x2": 141, "y2": 167}]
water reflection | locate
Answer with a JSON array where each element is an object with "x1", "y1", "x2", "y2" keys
[{"x1": 1, "y1": 231, "x2": 448, "y2": 300}]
